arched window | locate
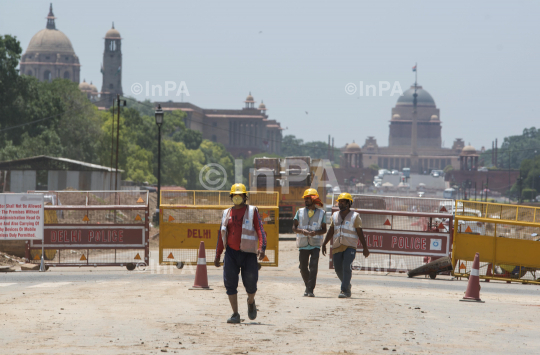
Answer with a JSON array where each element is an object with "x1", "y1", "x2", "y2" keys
[
  {"x1": 26, "y1": 70, "x2": 33, "y2": 76},
  {"x1": 109, "y1": 40, "x2": 116, "y2": 52},
  {"x1": 44, "y1": 70, "x2": 52, "y2": 82},
  {"x1": 63, "y1": 71, "x2": 70, "y2": 79}
]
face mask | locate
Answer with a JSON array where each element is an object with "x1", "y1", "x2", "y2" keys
[{"x1": 232, "y1": 195, "x2": 244, "y2": 205}]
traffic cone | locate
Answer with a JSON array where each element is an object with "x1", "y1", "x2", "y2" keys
[
  {"x1": 460, "y1": 252, "x2": 484, "y2": 303},
  {"x1": 189, "y1": 241, "x2": 212, "y2": 290}
]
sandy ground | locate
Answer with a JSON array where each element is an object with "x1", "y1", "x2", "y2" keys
[{"x1": 1, "y1": 240, "x2": 540, "y2": 355}]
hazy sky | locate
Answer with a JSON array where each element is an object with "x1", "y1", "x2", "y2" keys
[{"x1": 2, "y1": 0, "x2": 539, "y2": 151}]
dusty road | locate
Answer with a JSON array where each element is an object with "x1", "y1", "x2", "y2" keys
[{"x1": 1, "y1": 241, "x2": 540, "y2": 354}]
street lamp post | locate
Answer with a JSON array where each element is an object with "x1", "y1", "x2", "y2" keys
[{"x1": 155, "y1": 104, "x2": 164, "y2": 221}]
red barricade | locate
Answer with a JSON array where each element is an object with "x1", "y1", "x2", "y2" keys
[
  {"x1": 26, "y1": 190, "x2": 149, "y2": 270},
  {"x1": 329, "y1": 207, "x2": 453, "y2": 272}
]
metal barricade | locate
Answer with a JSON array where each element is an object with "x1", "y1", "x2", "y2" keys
[
  {"x1": 26, "y1": 190, "x2": 149, "y2": 270},
  {"x1": 452, "y1": 200, "x2": 540, "y2": 284},
  {"x1": 331, "y1": 193, "x2": 454, "y2": 213},
  {"x1": 329, "y1": 196, "x2": 454, "y2": 272},
  {"x1": 159, "y1": 190, "x2": 279, "y2": 267}
]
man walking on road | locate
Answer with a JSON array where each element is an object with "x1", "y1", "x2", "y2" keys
[
  {"x1": 292, "y1": 188, "x2": 327, "y2": 297},
  {"x1": 322, "y1": 193, "x2": 369, "y2": 298},
  {"x1": 214, "y1": 183, "x2": 267, "y2": 324}
]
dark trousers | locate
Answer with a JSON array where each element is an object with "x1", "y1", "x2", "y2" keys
[
  {"x1": 223, "y1": 246, "x2": 259, "y2": 296},
  {"x1": 333, "y1": 248, "x2": 356, "y2": 294},
  {"x1": 299, "y1": 248, "x2": 320, "y2": 292}
]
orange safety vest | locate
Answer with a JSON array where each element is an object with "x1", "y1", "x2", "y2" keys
[{"x1": 220, "y1": 205, "x2": 259, "y2": 254}]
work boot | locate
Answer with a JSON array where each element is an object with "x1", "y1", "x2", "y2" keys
[
  {"x1": 227, "y1": 312, "x2": 241, "y2": 324},
  {"x1": 307, "y1": 291, "x2": 315, "y2": 297},
  {"x1": 304, "y1": 287, "x2": 308, "y2": 297},
  {"x1": 338, "y1": 291, "x2": 350, "y2": 298},
  {"x1": 247, "y1": 298, "x2": 257, "y2": 320}
]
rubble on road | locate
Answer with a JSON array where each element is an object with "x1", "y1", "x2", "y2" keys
[{"x1": 0, "y1": 251, "x2": 26, "y2": 267}]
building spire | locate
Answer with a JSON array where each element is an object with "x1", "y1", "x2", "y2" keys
[
  {"x1": 46, "y1": 3, "x2": 56, "y2": 30},
  {"x1": 112, "y1": 21, "x2": 115, "y2": 29}
]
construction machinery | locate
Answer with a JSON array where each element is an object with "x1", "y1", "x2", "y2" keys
[{"x1": 250, "y1": 156, "x2": 325, "y2": 234}]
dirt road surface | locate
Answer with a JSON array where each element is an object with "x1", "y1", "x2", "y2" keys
[{"x1": 1, "y1": 240, "x2": 540, "y2": 354}]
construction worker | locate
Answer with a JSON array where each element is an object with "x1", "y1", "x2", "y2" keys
[
  {"x1": 292, "y1": 188, "x2": 327, "y2": 297},
  {"x1": 322, "y1": 192, "x2": 369, "y2": 298},
  {"x1": 214, "y1": 183, "x2": 267, "y2": 324}
]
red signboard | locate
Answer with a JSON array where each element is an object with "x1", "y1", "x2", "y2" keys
[
  {"x1": 359, "y1": 229, "x2": 449, "y2": 256},
  {"x1": 31, "y1": 226, "x2": 145, "y2": 248}
]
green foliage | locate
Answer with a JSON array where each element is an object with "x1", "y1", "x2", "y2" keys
[
  {"x1": 443, "y1": 165, "x2": 454, "y2": 174},
  {"x1": 369, "y1": 164, "x2": 379, "y2": 171},
  {"x1": 522, "y1": 188, "x2": 537, "y2": 201},
  {"x1": 126, "y1": 145, "x2": 156, "y2": 184},
  {"x1": 98, "y1": 107, "x2": 232, "y2": 187},
  {"x1": 509, "y1": 154, "x2": 540, "y2": 198},
  {"x1": 0, "y1": 36, "x2": 251, "y2": 189},
  {"x1": 281, "y1": 134, "x2": 341, "y2": 161},
  {"x1": 481, "y1": 127, "x2": 540, "y2": 169},
  {"x1": 0, "y1": 35, "x2": 36, "y2": 131}
]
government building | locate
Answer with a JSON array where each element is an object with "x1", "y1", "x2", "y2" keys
[
  {"x1": 157, "y1": 93, "x2": 283, "y2": 157},
  {"x1": 340, "y1": 83, "x2": 476, "y2": 174},
  {"x1": 19, "y1": 5, "x2": 282, "y2": 158}
]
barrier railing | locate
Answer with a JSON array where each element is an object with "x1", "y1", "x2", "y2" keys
[
  {"x1": 26, "y1": 190, "x2": 149, "y2": 270},
  {"x1": 161, "y1": 190, "x2": 279, "y2": 208},
  {"x1": 331, "y1": 193, "x2": 454, "y2": 214},
  {"x1": 160, "y1": 190, "x2": 279, "y2": 267},
  {"x1": 330, "y1": 205, "x2": 453, "y2": 273},
  {"x1": 452, "y1": 200, "x2": 540, "y2": 284}
]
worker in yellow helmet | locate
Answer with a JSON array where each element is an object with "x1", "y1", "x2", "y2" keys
[
  {"x1": 292, "y1": 188, "x2": 327, "y2": 297},
  {"x1": 322, "y1": 192, "x2": 369, "y2": 298},
  {"x1": 214, "y1": 183, "x2": 267, "y2": 323}
]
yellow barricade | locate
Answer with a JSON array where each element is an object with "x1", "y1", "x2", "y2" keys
[
  {"x1": 159, "y1": 190, "x2": 279, "y2": 267},
  {"x1": 452, "y1": 200, "x2": 540, "y2": 284}
]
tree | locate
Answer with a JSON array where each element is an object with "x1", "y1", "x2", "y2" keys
[
  {"x1": 443, "y1": 165, "x2": 454, "y2": 174},
  {"x1": 481, "y1": 127, "x2": 540, "y2": 169},
  {"x1": 0, "y1": 35, "x2": 36, "y2": 132},
  {"x1": 281, "y1": 134, "x2": 341, "y2": 161},
  {"x1": 281, "y1": 135, "x2": 305, "y2": 156}
]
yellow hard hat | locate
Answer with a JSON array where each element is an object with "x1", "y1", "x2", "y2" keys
[
  {"x1": 230, "y1": 183, "x2": 247, "y2": 195},
  {"x1": 302, "y1": 188, "x2": 319, "y2": 198},
  {"x1": 337, "y1": 192, "x2": 353, "y2": 202}
]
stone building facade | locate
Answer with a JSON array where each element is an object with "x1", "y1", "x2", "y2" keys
[
  {"x1": 360, "y1": 83, "x2": 466, "y2": 173},
  {"x1": 19, "y1": 4, "x2": 80, "y2": 84},
  {"x1": 157, "y1": 93, "x2": 283, "y2": 157}
]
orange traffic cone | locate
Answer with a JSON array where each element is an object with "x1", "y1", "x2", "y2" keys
[
  {"x1": 189, "y1": 241, "x2": 212, "y2": 290},
  {"x1": 460, "y1": 252, "x2": 484, "y2": 303}
]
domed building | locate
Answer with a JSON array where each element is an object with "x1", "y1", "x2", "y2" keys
[
  {"x1": 361, "y1": 81, "x2": 465, "y2": 173},
  {"x1": 389, "y1": 85, "x2": 441, "y2": 148},
  {"x1": 459, "y1": 144, "x2": 479, "y2": 171},
  {"x1": 341, "y1": 141, "x2": 363, "y2": 168},
  {"x1": 19, "y1": 4, "x2": 80, "y2": 83},
  {"x1": 79, "y1": 79, "x2": 99, "y2": 102}
]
